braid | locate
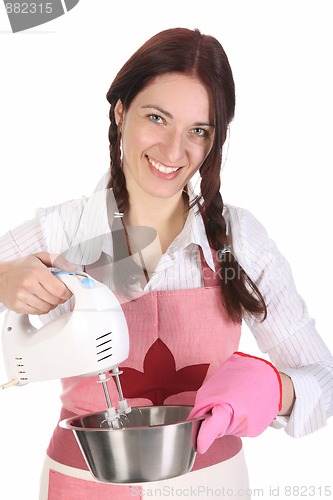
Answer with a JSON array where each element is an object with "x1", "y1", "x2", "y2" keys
[
  {"x1": 106, "y1": 104, "x2": 141, "y2": 297},
  {"x1": 107, "y1": 103, "x2": 128, "y2": 214},
  {"x1": 199, "y1": 176, "x2": 267, "y2": 324},
  {"x1": 103, "y1": 26, "x2": 267, "y2": 320}
]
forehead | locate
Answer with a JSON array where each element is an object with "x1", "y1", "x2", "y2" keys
[{"x1": 132, "y1": 72, "x2": 213, "y2": 118}]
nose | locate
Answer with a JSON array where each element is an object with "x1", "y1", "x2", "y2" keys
[{"x1": 160, "y1": 129, "x2": 187, "y2": 165}]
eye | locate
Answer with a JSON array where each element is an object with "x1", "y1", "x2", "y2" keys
[
  {"x1": 148, "y1": 114, "x2": 164, "y2": 124},
  {"x1": 190, "y1": 127, "x2": 209, "y2": 138}
]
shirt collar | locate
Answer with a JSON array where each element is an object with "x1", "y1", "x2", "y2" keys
[
  {"x1": 65, "y1": 174, "x2": 215, "y2": 271},
  {"x1": 167, "y1": 186, "x2": 216, "y2": 271},
  {"x1": 64, "y1": 172, "x2": 112, "y2": 265}
]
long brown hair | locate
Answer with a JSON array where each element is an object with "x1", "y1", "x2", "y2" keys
[{"x1": 106, "y1": 27, "x2": 267, "y2": 323}]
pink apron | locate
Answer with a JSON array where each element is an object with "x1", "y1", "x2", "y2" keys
[{"x1": 46, "y1": 252, "x2": 242, "y2": 498}]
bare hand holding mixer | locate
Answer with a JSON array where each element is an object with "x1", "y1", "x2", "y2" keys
[
  {"x1": 1, "y1": 270, "x2": 201, "y2": 483},
  {"x1": 1, "y1": 271, "x2": 132, "y2": 429}
]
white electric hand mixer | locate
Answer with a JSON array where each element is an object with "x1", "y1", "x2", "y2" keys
[{"x1": 1, "y1": 271, "x2": 132, "y2": 429}]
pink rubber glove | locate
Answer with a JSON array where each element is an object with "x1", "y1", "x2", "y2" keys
[{"x1": 188, "y1": 352, "x2": 282, "y2": 453}]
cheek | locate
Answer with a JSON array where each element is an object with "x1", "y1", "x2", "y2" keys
[
  {"x1": 123, "y1": 124, "x2": 155, "y2": 157},
  {"x1": 202, "y1": 139, "x2": 214, "y2": 163},
  {"x1": 193, "y1": 141, "x2": 213, "y2": 167}
]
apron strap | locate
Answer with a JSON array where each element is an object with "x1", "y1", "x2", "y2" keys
[{"x1": 199, "y1": 247, "x2": 220, "y2": 287}]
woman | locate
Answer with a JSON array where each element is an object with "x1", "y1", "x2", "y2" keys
[{"x1": 0, "y1": 28, "x2": 332, "y2": 499}]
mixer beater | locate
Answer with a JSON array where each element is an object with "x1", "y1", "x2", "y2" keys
[
  {"x1": 98, "y1": 368, "x2": 134, "y2": 429},
  {"x1": 1, "y1": 271, "x2": 201, "y2": 483},
  {"x1": 1, "y1": 272, "x2": 133, "y2": 422}
]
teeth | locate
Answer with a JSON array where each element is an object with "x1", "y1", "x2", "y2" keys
[{"x1": 149, "y1": 158, "x2": 180, "y2": 174}]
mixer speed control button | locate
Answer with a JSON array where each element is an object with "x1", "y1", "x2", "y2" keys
[{"x1": 81, "y1": 276, "x2": 97, "y2": 288}]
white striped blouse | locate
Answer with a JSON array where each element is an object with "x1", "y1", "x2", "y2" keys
[{"x1": 0, "y1": 173, "x2": 332, "y2": 438}]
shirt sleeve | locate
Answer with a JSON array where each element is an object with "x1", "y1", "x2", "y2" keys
[
  {"x1": 227, "y1": 205, "x2": 333, "y2": 437},
  {"x1": 0, "y1": 199, "x2": 86, "y2": 313},
  {"x1": 0, "y1": 215, "x2": 46, "y2": 313}
]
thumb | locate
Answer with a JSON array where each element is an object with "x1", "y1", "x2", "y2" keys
[
  {"x1": 196, "y1": 404, "x2": 233, "y2": 454},
  {"x1": 53, "y1": 253, "x2": 77, "y2": 272},
  {"x1": 33, "y1": 252, "x2": 77, "y2": 272}
]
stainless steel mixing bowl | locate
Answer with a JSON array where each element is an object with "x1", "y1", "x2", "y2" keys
[{"x1": 60, "y1": 405, "x2": 203, "y2": 483}]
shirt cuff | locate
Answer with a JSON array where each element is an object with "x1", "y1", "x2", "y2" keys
[{"x1": 270, "y1": 367, "x2": 327, "y2": 437}]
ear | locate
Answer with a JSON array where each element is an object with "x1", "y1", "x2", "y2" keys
[{"x1": 114, "y1": 99, "x2": 124, "y2": 126}]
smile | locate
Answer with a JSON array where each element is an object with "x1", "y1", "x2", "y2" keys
[{"x1": 148, "y1": 157, "x2": 181, "y2": 174}]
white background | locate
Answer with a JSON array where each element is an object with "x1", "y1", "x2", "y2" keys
[{"x1": 1, "y1": 1, "x2": 332, "y2": 498}]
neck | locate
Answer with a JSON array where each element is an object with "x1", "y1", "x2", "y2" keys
[
  {"x1": 127, "y1": 194, "x2": 184, "y2": 224},
  {"x1": 124, "y1": 190, "x2": 188, "y2": 254}
]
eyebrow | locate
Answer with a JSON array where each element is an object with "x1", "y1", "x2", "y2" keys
[{"x1": 141, "y1": 105, "x2": 215, "y2": 128}]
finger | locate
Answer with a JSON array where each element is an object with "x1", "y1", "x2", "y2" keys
[
  {"x1": 196, "y1": 405, "x2": 233, "y2": 454},
  {"x1": 20, "y1": 269, "x2": 72, "y2": 303},
  {"x1": 33, "y1": 251, "x2": 77, "y2": 272},
  {"x1": 53, "y1": 253, "x2": 77, "y2": 272},
  {"x1": 13, "y1": 276, "x2": 72, "y2": 315},
  {"x1": 32, "y1": 252, "x2": 57, "y2": 268},
  {"x1": 32, "y1": 285, "x2": 71, "y2": 311},
  {"x1": 40, "y1": 279, "x2": 72, "y2": 302},
  {"x1": 12, "y1": 288, "x2": 70, "y2": 315},
  {"x1": 10, "y1": 297, "x2": 59, "y2": 315},
  {"x1": 27, "y1": 265, "x2": 73, "y2": 302}
]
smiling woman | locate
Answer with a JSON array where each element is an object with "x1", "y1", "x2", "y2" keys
[
  {"x1": 106, "y1": 28, "x2": 266, "y2": 323},
  {"x1": 0, "y1": 26, "x2": 333, "y2": 500},
  {"x1": 117, "y1": 74, "x2": 214, "y2": 189},
  {"x1": 113, "y1": 73, "x2": 215, "y2": 253}
]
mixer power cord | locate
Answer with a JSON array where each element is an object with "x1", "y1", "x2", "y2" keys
[{"x1": 0, "y1": 378, "x2": 19, "y2": 390}]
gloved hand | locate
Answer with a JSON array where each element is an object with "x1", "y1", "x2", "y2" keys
[{"x1": 188, "y1": 352, "x2": 282, "y2": 453}]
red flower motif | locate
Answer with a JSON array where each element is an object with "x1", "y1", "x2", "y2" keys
[{"x1": 118, "y1": 339, "x2": 210, "y2": 405}]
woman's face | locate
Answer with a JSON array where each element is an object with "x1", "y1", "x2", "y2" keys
[{"x1": 115, "y1": 73, "x2": 215, "y2": 201}]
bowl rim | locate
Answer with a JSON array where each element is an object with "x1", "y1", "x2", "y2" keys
[{"x1": 59, "y1": 404, "x2": 204, "y2": 432}]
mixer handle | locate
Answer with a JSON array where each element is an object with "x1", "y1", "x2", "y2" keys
[
  {"x1": 1, "y1": 272, "x2": 93, "y2": 338},
  {"x1": 52, "y1": 270, "x2": 96, "y2": 292},
  {"x1": 51, "y1": 270, "x2": 123, "y2": 312},
  {"x1": 1, "y1": 270, "x2": 129, "y2": 386}
]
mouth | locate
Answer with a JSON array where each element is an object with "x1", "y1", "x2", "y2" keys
[{"x1": 147, "y1": 156, "x2": 181, "y2": 175}]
